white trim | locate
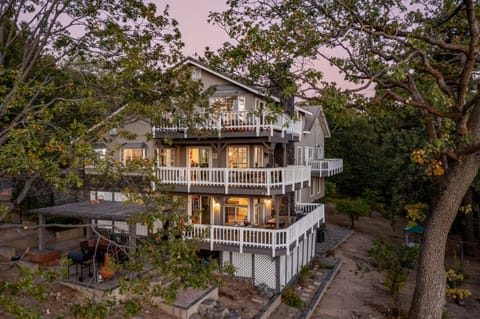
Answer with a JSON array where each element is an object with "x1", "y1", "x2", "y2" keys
[{"x1": 294, "y1": 106, "x2": 313, "y2": 116}]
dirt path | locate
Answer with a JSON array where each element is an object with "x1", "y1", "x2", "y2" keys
[
  {"x1": 311, "y1": 212, "x2": 480, "y2": 319},
  {"x1": 311, "y1": 231, "x2": 392, "y2": 318}
]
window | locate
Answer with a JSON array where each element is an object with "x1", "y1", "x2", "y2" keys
[
  {"x1": 317, "y1": 146, "x2": 323, "y2": 159},
  {"x1": 86, "y1": 144, "x2": 106, "y2": 168},
  {"x1": 307, "y1": 147, "x2": 314, "y2": 161},
  {"x1": 189, "y1": 147, "x2": 210, "y2": 168},
  {"x1": 295, "y1": 190, "x2": 301, "y2": 203},
  {"x1": 253, "y1": 146, "x2": 263, "y2": 168},
  {"x1": 317, "y1": 178, "x2": 322, "y2": 194},
  {"x1": 228, "y1": 146, "x2": 248, "y2": 168},
  {"x1": 255, "y1": 99, "x2": 266, "y2": 111},
  {"x1": 296, "y1": 146, "x2": 303, "y2": 165},
  {"x1": 225, "y1": 197, "x2": 249, "y2": 224},
  {"x1": 121, "y1": 144, "x2": 146, "y2": 165},
  {"x1": 210, "y1": 96, "x2": 246, "y2": 112},
  {"x1": 191, "y1": 195, "x2": 211, "y2": 224},
  {"x1": 310, "y1": 178, "x2": 314, "y2": 196},
  {"x1": 253, "y1": 198, "x2": 264, "y2": 225},
  {"x1": 191, "y1": 67, "x2": 201, "y2": 80},
  {"x1": 210, "y1": 97, "x2": 235, "y2": 112},
  {"x1": 156, "y1": 148, "x2": 175, "y2": 167}
]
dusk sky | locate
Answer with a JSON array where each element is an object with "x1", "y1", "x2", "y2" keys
[
  {"x1": 152, "y1": 1, "x2": 369, "y2": 93},
  {"x1": 154, "y1": 0, "x2": 229, "y2": 56}
]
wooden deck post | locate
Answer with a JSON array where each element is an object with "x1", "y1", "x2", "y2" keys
[
  {"x1": 128, "y1": 222, "x2": 137, "y2": 254},
  {"x1": 38, "y1": 214, "x2": 46, "y2": 251}
]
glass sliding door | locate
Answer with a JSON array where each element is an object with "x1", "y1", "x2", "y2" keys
[
  {"x1": 191, "y1": 195, "x2": 211, "y2": 224},
  {"x1": 228, "y1": 146, "x2": 248, "y2": 168},
  {"x1": 225, "y1": 197, "x2": 249, "y2": 225},
  {"x1": 189, "y1": 147, "x2": 210, "y2": 181}
]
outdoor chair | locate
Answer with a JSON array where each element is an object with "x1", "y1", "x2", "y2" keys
[{"x1": 67, "y1": 240, "x2": 94, "y2": 282}]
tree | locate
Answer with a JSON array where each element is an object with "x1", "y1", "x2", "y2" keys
[
  {"x1": 207, "y1": 1, "x2": 480, "y2": 317},
  {"x1": 0, "y1": 1, "x2": 222, "y2": 317},
  {"x1": 335, "y1": 197, "x2": 370, "y2": 229},
  {"x1": 368, "y1": 241, "x2": 419, "y2": 317},
  {"x1": 0, "y1": 0, "x2": 185, "y2": 211}
]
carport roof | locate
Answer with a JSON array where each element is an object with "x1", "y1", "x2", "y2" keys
[{"x1": 30, "y1": 200, "x2": 144, "y2": 221}]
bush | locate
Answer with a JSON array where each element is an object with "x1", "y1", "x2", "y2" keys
[
  {"x1": 281, "y1": 287, "x2": 303, "y2": 308},
  {"x1": 368, "y1": 241, "x2": 418, "y2": 313}
]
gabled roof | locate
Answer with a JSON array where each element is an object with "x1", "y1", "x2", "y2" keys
[
  {"x1": 295, "y1": 105, "x2": 331, "y2": 138},
  {"x1": 181, "y1": 57, "x2": 280, "y2": 102}
]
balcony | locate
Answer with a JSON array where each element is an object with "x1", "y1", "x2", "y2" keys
[
  {"x1": 185, "y1": 203, "x2": 324, "y2": 257},
  {"x1": 156, "y1": 166, "x2": 311, "y2": 195},
  {"x1": 308, "y1": 159, "x2": 343, "y2": 177},
  {"x1": 153, "y1": 111, "x2": 302, "y2": 140}
]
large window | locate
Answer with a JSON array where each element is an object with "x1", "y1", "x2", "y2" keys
[
  {"x1": 156, "y1": 148, "x2": 175, "y2": 167},
  {"x1": 189, "y1": 147, "x2": 210, "y2": 168},
  {"x1": 225, "y1": 197, "x2": 249, "y2": 224},
  {"x1": 210, "y1": 97, "x2": 235, "y2": 112},
  {"x1": 122, "y1": 147, "x2": 145, "y2": 165},
  {"x1": 228, "y1": 146, "x2": 248, "y2": 168}
]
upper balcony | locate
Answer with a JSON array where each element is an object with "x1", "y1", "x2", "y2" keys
[
  {"x1": 185, "y1": 202, "x2": 324, "y2": 257},
  {"x1": 308, "y1": 159, "x2": 343, "y2": 177},
  {"x1": 153, "y1": 111, "x2": 302, "y2": 141},
  {"x1": 156, "y1": 165, "x2": 311, "y2": 195}
]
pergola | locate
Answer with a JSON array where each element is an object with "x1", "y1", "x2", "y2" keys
[{"x1": 30, "y1": 200, "x2": 145, "y2": 253}]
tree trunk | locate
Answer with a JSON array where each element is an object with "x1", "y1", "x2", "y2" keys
[{"x1": 408, "y1": 153, "x2": 480, "y2": 319}]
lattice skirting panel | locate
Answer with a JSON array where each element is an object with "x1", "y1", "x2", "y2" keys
[
  {"x1": 219, "y1": 230, "x2": 318, "y2": 291},
  {"x1": 254, "y1": 254, "x2": 276, "y2": 290},
  {"x1": 232, "y1": 251, "x2": 252, "y2": 278}
]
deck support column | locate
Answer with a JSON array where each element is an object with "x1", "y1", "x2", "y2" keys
[
  {"x1": 274, "y1": 195, "x2": 280, "y2": 229},
  {"x1": 128, "y1": 222, "x2": 137, "y2": 254},
  {"x1": 38, "y1": 214, "x2": 46, "y2": 251}
]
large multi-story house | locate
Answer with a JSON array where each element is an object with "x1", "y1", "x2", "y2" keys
[{"x1": 87, "y1": 57, "x2": 343, "y2": 292}]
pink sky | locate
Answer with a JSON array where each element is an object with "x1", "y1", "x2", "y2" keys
[
  {"x1": 153, "y1": 1, "x2": 229, "y2": 56},
  {"x1": 152, "y1": 1, "x2": 371, "y2": 93}
]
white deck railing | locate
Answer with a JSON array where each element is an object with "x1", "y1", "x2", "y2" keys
[
  {"x1": 153, "y1": 111, "x2": 302, "y2": 139},
  {"x1": 157, "y1": 165, "x2": 311, "y2": 195},
  {"x1": 308, "y1": 159, "x2": 343, "y2": 176},
  {"x1": 186, "y1": 203, "x2": 324, "y2": 257}
]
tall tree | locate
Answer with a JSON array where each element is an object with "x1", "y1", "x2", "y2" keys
[
  {"x1": 208, "y1": 1, "x2": 480, "y2": 317},
  {"x1": 0, "y1": 1, "x2": 222, "y2": 316}
]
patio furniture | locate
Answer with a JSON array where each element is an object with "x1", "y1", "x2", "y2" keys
[{"x1": 67, "y1": 240, "x2": 94, "y2": 282}]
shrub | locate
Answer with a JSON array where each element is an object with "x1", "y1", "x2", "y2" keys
[
  {"x1": 281, "y1": 287, "x2": 303, "y2": 308},
  {"x1": 368, "y1": 241, "x2": 418, "y2": 314},
  {"x1": 446, "y1": 268, "x2": 472, "y2": 303}
]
